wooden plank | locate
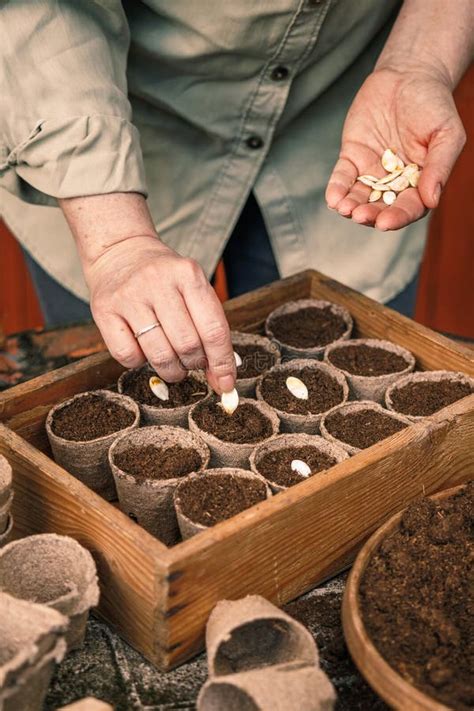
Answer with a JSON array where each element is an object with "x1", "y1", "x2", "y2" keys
[{"x1": 164, "y1": 397, "x2": 474, "y2": 667}]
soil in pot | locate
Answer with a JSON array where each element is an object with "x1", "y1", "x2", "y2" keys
[
  {"x1": 325, "y1": 409, "x2": 408, "y2": 450},
  {"x1": 234, "y1": 344, "x2": 278, "y2": 379},
  {"x1": 177, "y1": 473, "x2": 268, "y2": 526},
  {"x1": 327, "y1": 344, "x2": 408, "y2": 377},
  {"x1": 192, "y1": 397, "x2": 274, "y2": 444},
  {"x1": 257, "y1": 446, "x2": 337, "y2": 487},
  {"x1": 360, "y1": 482, "x2": 473, "y2": 710},
  {"x1": 50, "y1": 393, "x2": 135, "y2": 441},
  {"x1": 269, "y1": 306, "x2": 347, "y2": 349},
  {"x1": 113, "y1": 444, "x2": 202, "y2": 482},
  {"x1": 121, "y1": 368, "x2": 207, "y2": 408},
  {"x1": 260, "y1": 367, "x2": 343, "y2": 415},
  {"x1": 389, "y1": 379, "x2": 473, "y2": 417}
]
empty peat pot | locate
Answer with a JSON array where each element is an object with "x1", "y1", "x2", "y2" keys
[
  {"x1": 189, "y1": 396, "x2": 279, "y2": 467},
  {"x1": 320, "y1": 401, "x2": 410, "y2": 456},
  {"x1": 118, "y1": 364, "x2": 209, "y2": 427},
  {"x1": 231, "y1": 331, "x2": 281, "y2": 397},
  {"x1": 250, "y1": 433, "x2": 348, "y2": 493},
  {"x1": 265, "y1": 298, "x2": 353, "y2": 359},
  {"x1": 324, "y1": 338, "x2": 415, "y2": 403},
  {"x1": 0, "y1": 591, "x2": 68, "y2": 711},
  {"x1": 109, "y1": 425, "x2": 210, "y2": 546},
  {"x1": 174, "y1": 469, "x2": 271, "y2": 540},
  {"x1": 46, "y1": 390, "x2": 140, "y2": 500},
  {"x1": 0, "y1": 454, "x2": 12, "y2": 508},
  {"x1": 256, "y1": 359, "x2": 349, "y2": 434},
  {"x1": 0, "y1": 533, "x2": 99, "y2": 651},
  {"x1": 385, "y1": 370, "x2": 474, "y2": 422}
]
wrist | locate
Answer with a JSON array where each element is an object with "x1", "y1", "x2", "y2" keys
[{"x1": 374, "y1": 57, "x2": 455, "y2": 92}]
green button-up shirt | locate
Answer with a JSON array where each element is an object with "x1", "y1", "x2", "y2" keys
[{"x1": 0, "y1": 0, "x2": 426, "y2": 303}]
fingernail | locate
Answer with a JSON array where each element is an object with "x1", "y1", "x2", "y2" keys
[
  {"x1": 218, "y1": 375, "x2": 235, "y2": 393},
  {"x1": 433, "y1": 183, "x2": 442, "y2": 205}
]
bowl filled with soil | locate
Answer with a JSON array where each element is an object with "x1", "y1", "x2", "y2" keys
[
  {"x1": 385, "y1": 370, "x2": 474, "y2": 422},
  {"x1": 118, "y1": 365, "x2": 209, "y2": 427},
  {"x1": 46, "y1": 390, "x2": 140, "y2": 500},
  {"x1": 324, "y1": 338, "x2": 415, "y2": 403},
  {"x1": 320, "y1": 401, "x2": 410, "y2": 456},
  {"x1": 173, "y1": 468, "x2": 271, "y2": 540},
  {"x1": 265, "y1": 298, "x2": 353, "y2": 359},
  {"x1": 249, "y1": 433, "x2": 348, "y2": 493},
  {"x1": 342, "y1": 481, "x2": 473, "y2": 711},
  {"x1": 231, "y1": 331, "x2": 281, "y2": 397},
  {"x1": 189, "y1": 396, "x2": 279, "y2": 468},
  {"x1": 109, "y1": 425, "x2": 210, "y2": 546},
  {"x1": 256, "y1": 359, "x2": 349, "y2": 434}
]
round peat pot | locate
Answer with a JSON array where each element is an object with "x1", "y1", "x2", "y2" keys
[
  {"x1": 231, "y1": 331, "x2": 281, "y2": 397},
  {"x1": 118, "y1": 365, "x2": 210, "y2": 427},
  {"x1": 0, "y1": 454, "x2": 12, "y2": 508},
  {"x1": 324, "y1": 338, "x2": 415, "y2": 404},
  {"x1": 385, "y1": 370, "x2": 474, "y2": 422},
  {"x1": 342, "y1": 484, "x2": 465, "y2": 711},
  {"x1": 265, "y1": 298, "x2": 353, "y2": 359},
  {"x1": 320, "y1": 401, "x2": 411, "y2": 456},
  {"x1": 0, "y1": 491, "x2": 14, "y2": 535},
  {"x1": 189, "y1": 397, "x2": 280, "y2": 468},
  {"x1": 109, "y1": 425, "x2": 210, "y2": 546},
  {"x1": 0, "y1": 533, "x2": 99, "y2": 651},
  {"x1": 174, "y1": 469, "x2": 272, "y2": 540},
  {"x1": 250, "y1": 433, "x2": 348, "y2": 493},
  {"x1": 46, "y1": 390, "x2": 140, "y2": 500},
  {"x1": 0, "y1": 514, "x2": 13, "y2": 548},
  {"x1": 256, "y1": 359, "x2": 349, "y2": 434}
]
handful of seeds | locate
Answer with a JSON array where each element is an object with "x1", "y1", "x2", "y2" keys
[{"x1": 357, "y1": 149, "x2": 421, "y2": 206}]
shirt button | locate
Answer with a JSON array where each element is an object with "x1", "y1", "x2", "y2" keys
[
  {"x1": 271, "y1": 65, "x2": 289, "y2": 81},
  {"x1": 246, "y1": 135, "x2": 264, "y2": 150}
]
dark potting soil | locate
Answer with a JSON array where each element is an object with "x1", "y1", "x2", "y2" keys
[
  {"x1": 390, "y1": 379, "x2": 473, "y2": 417},
  {"x1": 114, "y1": 444, "x2": 202, "y2": 482},
  {"x1": 235, "y1": 344, "x2": 277, "y2": 379},
  {"x1": 121, "y1": 368, "x2": 206, "y2": 408},
  {"x1": 325, "y1": 409, "x2": 408, "y2": 450},
  {"x1": 328, "y1": 344, "x2": 408, "y2": 377},
  {"x1": 270, "y1": 306, "x2": 347, "y2": 348},
  {"x1": 257, "y1": 445, "x2": 337, "y2": 487},
  {"x1": 177, "y1": 473, "x2": 268, "y2": 526},
  {"x1": 260, "y1": 367, "x2": 344, "y2": 415},
  {"x1": 360, "y1": 482, "x2": 474, "y2": 710},
  {"x1": 193, "y1": 397, "x2": 273, "y2": 443},
  {"x1": 51, "y1": 394, "x2": 134, "y2": 441}
]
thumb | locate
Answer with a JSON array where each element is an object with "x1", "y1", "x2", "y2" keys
[{"x1": 418, "y1": 119, "x2": 466, "y2": 209}]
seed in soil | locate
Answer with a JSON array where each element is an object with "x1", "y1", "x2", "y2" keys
[
  {"x1": 114, "y1": 444, "x2": 202, "y2": 482},
  {"x1": 286, "y1": 375, "x2": 308, "y2": 400},
  {"x1": 269, "y1": 306, "x2": 347, "y2": 349},
  {"x1": 328, "y1": 344, "x2": 408, "y2": 377},
  {"x1": 325, "y1": 409, "x2": 407, "y2": 450},
  {"x1": 261, "y1": 367, "x2": 344, "y2": 415},
  {"x1": 234, "y1": 344, "x2": 278, "y2": 379},
  {"x1": 291, "y1": 459, "x2": 311, "y2": 477},
  {"x1": 390, "y1": 379, "x2": 473, "y2": 417},
  {"x1": 121, "y1": 367, "x2": 206, "y2": 408},
  {"x1": 193, "y1": 397, "x2": 273, "y2": 443},
  {"x1": 257, "y1": 445, "x2": 337, "y2": 487},
  {"x1": 177, "y1": 473, "x2": 268, "y2": 526},
  {"x1": 220, "y1": 388, "x2": 239, "y2": 415},
  {"x1": 149, "y1": 376, "x2": 169, "y2": 401},
  {"x1": 360, "y1": 481, "x2": 474, "y2": 710},
  {"x1": 51, "y1": 393, "x2": 134, "y2": 441}
]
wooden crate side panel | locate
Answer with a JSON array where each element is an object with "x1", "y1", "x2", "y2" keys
[
  {"x1": 0, "y1": 424, "x2": 171, "y2": 666},
  {"x1": 165, "y1": 400, "x2": 474, "y2": 667}
]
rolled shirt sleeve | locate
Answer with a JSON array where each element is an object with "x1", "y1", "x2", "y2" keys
[{"x1": 0, "y1": 0, "x2": 147, "y2": 205}]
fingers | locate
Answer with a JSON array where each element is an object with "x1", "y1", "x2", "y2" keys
[
  {"x1": 350, "y1": 187, "x2": 427, "y2": 231},
  {"x1": 418, "y1": 120, "x2": 466, "y2": 209},
  {"x1": 152, "y1": 292, "x2": 207, "y2": 372},
  {"x1": 92, "y1": 309, "x2": 146, "y2": 370},
  {"x1": 325, "y1": 157, "x2": 358, "y2": 209}
]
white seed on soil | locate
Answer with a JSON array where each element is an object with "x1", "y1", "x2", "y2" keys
[
  {"x1": 369, "y1": 189, "x2": 382, "y2": 202},
  {"x1": 383, "y1": 190, "x2": 397, "y2": 205},
  {"x1": 233, "y1": 351, "x2": 243, "y2": 367},
  {"x1": 291, "y1": 459, "x2": 311, "y2": 477},
  {"x1": 387, "y1": 175, "x2": 410, "y2": 192},
  {"x1": 220, "y1": 388, "x2": 239, "y2": 415},
  {"x1": 149, "y1": 376, "x2": 170, "y2": 401},
  {"x1": 286, "y1": 376, "x2": 309, "y2": 400},
  {"x1": 381, "y1": 149, "x2": 399, "y2": 173}
]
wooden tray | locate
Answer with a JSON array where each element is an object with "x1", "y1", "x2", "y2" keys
[
  {"x1": 0, "y1": 270, "x2": 473, "y2": 671},
  {"x1": 342, "y1": 485, "x2": 461, "y2": 711}
]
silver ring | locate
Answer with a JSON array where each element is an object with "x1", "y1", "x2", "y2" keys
[{"x1": 134, "y1": 322, "x2": 161, "y2": 339}]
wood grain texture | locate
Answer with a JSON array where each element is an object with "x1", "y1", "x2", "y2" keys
[{"x1": 342, "y1": 485, "x2": 462, "y2": 711}]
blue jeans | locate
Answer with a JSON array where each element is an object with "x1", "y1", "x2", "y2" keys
[{"x1": 25, "y1": 194, "x2": 419, "y2": 327}]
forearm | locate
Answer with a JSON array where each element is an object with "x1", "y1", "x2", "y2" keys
[{"x1": 376, "y1": 0, "x2": 474, "y2": 87}]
